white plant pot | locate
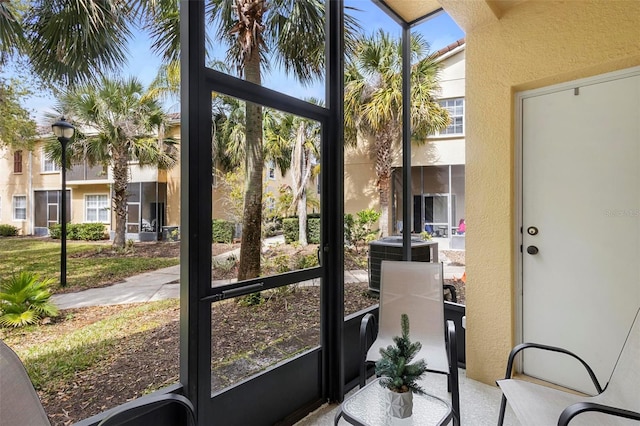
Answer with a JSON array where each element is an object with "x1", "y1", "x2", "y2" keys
[{"x1": 384, "y1": 388, "x2": 413, "y2": 419}]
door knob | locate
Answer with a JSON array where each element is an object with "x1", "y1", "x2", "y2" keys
[{"x1": 527, "y1": 246, "x2": 539, "y2": 255}]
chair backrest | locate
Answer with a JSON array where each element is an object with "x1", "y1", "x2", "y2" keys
[
  {"x1": 0, "y1": 339, "x2": 51, "y2": 426},
  {"x1": 366, "y1": 260, "x2": 449, "y2": 373},
  {"x1": 598, "y1": 307, "x2": 640, "y2": 412}
]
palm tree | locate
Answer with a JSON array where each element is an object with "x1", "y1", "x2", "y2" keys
[
  {"x1": 0, "y1": 1, "x2": 135, "y2": 86},
  {"x1": 0, "y1": 1, "x2": 25, "y2": 66},
  {"x1": 49, "y1": 76, "x2": 178, "y2": 248},
  {"x1": 264, "y1": 107, "x2": 321, "y2": 246},
  {"x1": 344, "y1": 30, "x2": 450, "y2": 236},
  {"x1": 210, "y1": 0, "x2": 327, "y2": 280}
]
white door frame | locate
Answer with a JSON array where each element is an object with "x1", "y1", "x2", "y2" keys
[{"x1": 514, "y1": 65, "x2": 640, "y2": 362}]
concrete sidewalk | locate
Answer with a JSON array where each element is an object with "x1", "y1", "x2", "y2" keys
[{"x1": 52, "y1": 263, "x2": 464, "y2": 310}]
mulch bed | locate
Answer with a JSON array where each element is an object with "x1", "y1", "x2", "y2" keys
[{"x1": 8, "y1": 282, "x2": 377, "y2": 426}]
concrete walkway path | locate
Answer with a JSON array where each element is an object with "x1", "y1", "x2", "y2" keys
[
  {"x1": 52, "y1": 263, "x2": 464, "y2": 310},
  {"x1": 52, "y1": 234, "x2": 464, "y2": 310}
]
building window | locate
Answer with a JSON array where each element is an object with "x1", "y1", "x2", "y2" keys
[
  {"x1": 437, "y1": 98, "x2": 464, "y2": 135},
  {"x1": 13, "y1": 151, "x2": 23, "y2": 173},
  {"x1": 86, "y1": 195, "x2": 109, "y2": 223},
  {"x1": 13, "y1": 196, "x2": 26, "y2": 220},
  {"x1": 42, "y1": 150, "x2": 61, "y2": 172},
  {"x1": 268, "y1": 161, "x2": 276, "y2": 180}
]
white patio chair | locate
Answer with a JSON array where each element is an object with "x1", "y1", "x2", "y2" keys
[
  {"x1": 0, "y1": 339, "x2": 196, "y2": 426},
  {"x1": 359, "y1": 260, "x2": 460, "y2": 425},
  {"x1": 497, "y1": 307, "x2": 640, "y2": 425}
]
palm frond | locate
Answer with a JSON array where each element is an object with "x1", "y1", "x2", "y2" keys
[{"x1": 24, "y1": 0, "x2": 133, "y2": 86}]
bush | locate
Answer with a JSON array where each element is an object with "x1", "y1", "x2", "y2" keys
[
  {"x1": 282, "y1": 216, "x2": 321, "y2": 244},
  {"x1": 308, "y1": 218, "x2": 320, "y2": 244},
  {"x1": 0, "y1": 224, "x2": 19, "y2": 237},
  {"x1": 49, "y1": 223, "x2": 106, "y2": 240},
  {"x1": 282, "y1": 218, "x2": 299, "y2": 244},
  {"x1": 48, "y1": 224, "x2": 62, "y2": 239},
  {"x1": 0, "y1": 271, "x2": 59, "y2": 327},
  {"x1": 344, "y1": 208, "x2": 381, "y2": 253},
  {"x1": 294, "y1": 253, "x2": 319, "y2": 269},
  {"x1": 212, "y1": 220, "x2": 234, "y2": 243}
]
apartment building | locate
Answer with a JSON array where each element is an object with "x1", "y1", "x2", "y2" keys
[{"x1": 344, "y1": 39, "x2": 466, "y2": 243}]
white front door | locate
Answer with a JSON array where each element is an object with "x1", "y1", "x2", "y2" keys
[{"x1": 521, "y1": 70, "x2": 640, "y2": 393}]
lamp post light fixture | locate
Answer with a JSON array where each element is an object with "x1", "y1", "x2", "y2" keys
[{"x1": 52, "y1": 118, "x2": 75, "y2": 287}]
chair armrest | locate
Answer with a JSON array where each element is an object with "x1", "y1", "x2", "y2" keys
[
  {"x1": 558, "y1": 402, "x2": 640, "y2": 425},
  {"x1": 97, "y1": 393, "x2": 196, "y2": 426},
  {"x1": 359, "y1": 313, "x2": 378, "y2": 388},
  {"x1": 502, "y1": 343, "x2": 603, "y2": 394}
]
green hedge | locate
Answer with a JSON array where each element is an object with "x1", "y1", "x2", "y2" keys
[
  {"x1": 212, "y1": 219, "x2": 234, "y2": 243},
  {"x1": 282, "y1": 216, "x2": 320, "y2": 244},
  {"x1": 49, "y1": 223, "x2": 107, "y2": 241},
  {"x1": 283, "y1": 218, "x2": 298, "y2": 243},
  {"x1": 308, "y1": 218, "x2": 320, "y2": 243},
  {"x1": 0, "y1": 224, "x2": 19, "y2": 237}
]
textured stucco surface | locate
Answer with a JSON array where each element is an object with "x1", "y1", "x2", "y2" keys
[{"x1": 446, "y1": 0, "x2": 640, "y2": 385}]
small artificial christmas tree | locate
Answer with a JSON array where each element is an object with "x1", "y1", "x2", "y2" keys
[{"x1": 375, "y1": 313, "x2": 427, "y2": 394}]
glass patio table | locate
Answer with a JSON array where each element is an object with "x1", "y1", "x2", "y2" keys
[{"x1": 335, "y1": 378, "x2": 453, "y2": 425}]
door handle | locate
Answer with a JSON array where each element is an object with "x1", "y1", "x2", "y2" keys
[{"x1": 527, "y1": 246, "x2": 539, "y2": 255}]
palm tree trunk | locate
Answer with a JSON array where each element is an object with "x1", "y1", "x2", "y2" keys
[
  {"x1": 238, "y1": 51, "x2": 263, "y2": 280},
  {"x1": 112, "y1": 148, "x2": 128, "y2": 248},
  {"x1": 298, "y1": 192, "x2": 308, "y2": 246},
  {"x1": 375, "y1": 130, "x2": 394, "y2": 237},
  {"x1": 292, "y1": 122, "x2": 310, "y2": 246}
]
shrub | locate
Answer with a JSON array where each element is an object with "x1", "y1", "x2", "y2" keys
[
  {"x1": 212, "y1": 220, "x2": 234, "y2": 243},
  {"x1": 282, "y1": 216, "x2": 321, "y2": 244},
  {"x1": 273, "y1": 255, "x2": 291, "y2": 273},
  {"x1": 344, "y1": 208, "x2": 381, "y2": 253},
  {"x1": 48, "y1": 224, "x2": 62, "y2": 239},
  {"x1": 0, "y1": 271, "x2": 59, "y2": 327},
  {"x1": 0, "y1": 224, "x2": 19, "y2": 237},
  {"x1": 282, "y1": 218, "x2": 299, "y2": 244},
  {"x1": 294, "y1": 253, "x2": 319, "y2": 269},
  {"x1": 308, "y1": 218, "x2": 320, "y2": 244},
  {"x1": 48, "y1": 223, "x2": 106, "y2": 240},
  {"x1": 76, "y1": 223, "x2": 106, "y2": 240}
]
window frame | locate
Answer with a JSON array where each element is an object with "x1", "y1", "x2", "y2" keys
[
  {"x1": 13, "y1": 150, "x2": 23, "y2": 173},
  {"x1": 42, "y1": 149, "x2": 61, "y2": 173},
  {"x1": 267, "y1": 161, "x2": 276, "y2": 180},
  {"x1": 85, "y1": 194, "x2": 110, "y2": 223},
  {"x1": 434, "y1": 97, "x2": 465, "y2": 137},
  {"x1": 13, "y1": 195, "x2": 27, "y2": 221}
]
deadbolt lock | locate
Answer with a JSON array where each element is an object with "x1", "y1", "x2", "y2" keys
[{"x1": 527, "y1": 227, "x2": 539, "y2": 235}]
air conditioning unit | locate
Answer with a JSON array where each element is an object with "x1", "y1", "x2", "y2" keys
[{"x1": 367, "y1": 236, "x2": 438, "y2": 292}]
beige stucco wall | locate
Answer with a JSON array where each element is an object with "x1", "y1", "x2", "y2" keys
[
  {"x1": 0, "y1": 147, "x2": 30, "y2": 234},
  {"x1": 447, "y1": 0, "x2": 640, "y2": 385}
]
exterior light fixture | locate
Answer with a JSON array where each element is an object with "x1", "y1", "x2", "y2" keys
[{"x1": 52, "y1": 117, "x2": 75, "y2": 287}]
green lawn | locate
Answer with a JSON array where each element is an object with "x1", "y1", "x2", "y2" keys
[{"x1": 0, "y1": 238, "x2": 179, "y2": 293}]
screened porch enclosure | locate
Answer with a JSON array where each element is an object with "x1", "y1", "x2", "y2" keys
[{"x1": 74, "y1": 1, "x2": 456, "y2": 425}]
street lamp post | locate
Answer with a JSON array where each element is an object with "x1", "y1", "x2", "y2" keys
[{"x1": 52, "y1": 118, "x2": 75, "y2": 287}]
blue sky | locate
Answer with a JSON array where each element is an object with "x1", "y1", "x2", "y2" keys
[{"x1": 6, "y1": 2, "x2": 463, "y2": 124}]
